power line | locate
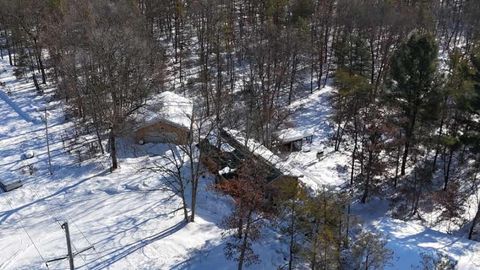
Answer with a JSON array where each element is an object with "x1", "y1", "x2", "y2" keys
[
  {"x1": 72, "y1": 222, "x2": 100, "y2": 257},
  {"x1": 68, "y1": 223, "x2": 91, "y2": 266},
  {"x1": 45, "y1": 221, "x2": 94, "y2": 270},
  {"x1": 3, "y1": 137, "x2": 134, "y2": 269},
  {"x1": 5, "y1": 197, "x2": 48, "y2": 269},
  {"x1": 15, "y1": 168, "x2": 105, "y2": 268},
  {"x1": 14, "y1": 185, "x2": 91, "y2": 268},
  {"x1": 25, "y1": 186, "x2": 96, "y2": 267},
  {"x1": 23, "y1": 183, "x2": 105, "y2": 268}
]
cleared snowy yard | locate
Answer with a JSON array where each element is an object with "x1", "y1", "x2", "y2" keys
[{"x1": 0, "y1": 59, "x2": 284, "y2": 270}]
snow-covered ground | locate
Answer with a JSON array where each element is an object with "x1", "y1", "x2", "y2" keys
[
  {"x1": 0, "y1": 59, "x2": 284, "y2": 269},
  {"x1": 1, "y1": 56, "x2": 480, "y2": 269},
  {"x1": 353, "y1": 199, "x2": 480, "y2": 269},
  {"x1": 279, "y1": 86, "x2": 350, "y2": 190}
]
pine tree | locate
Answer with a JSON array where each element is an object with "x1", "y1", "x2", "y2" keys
[
  {"x1": 300, "y1": 190, "x2": 345, "y2": 270},
  {"x1": 388, "y1": 32, "x2": 440, "y2": 176},
  {"x1": 275, "y1": 179, "x2": 309, "y2": 270},
  {"x1": 351, "y1": 231, "x2": 393, "y2": 270}
]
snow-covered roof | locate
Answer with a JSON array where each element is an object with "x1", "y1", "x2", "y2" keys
[
  {"x1": 224, "y1": 129, "x2": 281, "y2": 164},
  {"x1": 0, "y1": 178, "x2": 22, "y2": 186},
  {"x1": 275, "y1": 128, "x2": 315, "y2": 143},
  {"x1": 219, "y1": 166, "x2": 235, "y2": 175},
  {"x1": 133, "y1": 91, "x2": 193, "y2": 129},
  {"x1": 207, "y1": 133, "x2": 236, "y2": 153},
  {"x1": 0, "y1": 171, "x2": 22, "y2": 191},
  {"x1": 222, "y1": 129, "x2": 303, "y2": 178}
]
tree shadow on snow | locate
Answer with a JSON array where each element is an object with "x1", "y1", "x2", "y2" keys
[
  {"x1": 170, "y1": 240, "x2": 232, "y2": 270},
  {"x1": 0, "y1": 168, "x2": 110, "y2": 225},
  {"x1": 86, "y1": 221, "x2": 186, "y2": 270}
]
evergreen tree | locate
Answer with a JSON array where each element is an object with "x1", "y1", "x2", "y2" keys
[
  {"x1": 351, "y1": 231, "x2": 393, "y2": 270},
  {"x1": 275, "y1": 179, "x2": 309, "y2": 270},
  {"x1": 388, "y1": 32, "x2": 440, "y2": 176}
]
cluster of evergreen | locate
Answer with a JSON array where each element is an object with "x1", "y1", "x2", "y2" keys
[{"x1": 332, "y1": 25, "x2": 480, "y2": 244}]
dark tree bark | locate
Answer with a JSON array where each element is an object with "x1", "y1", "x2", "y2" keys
[
  {"x1": 469, "y1": 201, "x2": 480, "y2": 240},
  {"x1": 109, "y1": 128, "x2": 118, "y2": 171}
]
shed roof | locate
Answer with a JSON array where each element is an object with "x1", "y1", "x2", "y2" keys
[
  {"x1": 133, "y1": 91, "x2": 193, "y2": 130},
  {"x1": 220, "y1": 129, "x2": 305, "y2": 181},
  {"x1": 0, "y1": 171, "x2": 22, "y2": 191},
  {"x1": 274, "y1": 128, "x2": 315, "y2": 143}
]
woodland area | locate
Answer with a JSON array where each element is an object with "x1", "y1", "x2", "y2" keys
[{"x1": 1, "y1": 0, "x2": 480, "y2": 269}]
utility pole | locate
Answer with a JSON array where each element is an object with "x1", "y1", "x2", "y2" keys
[
  {"x1": 46, "y1": 221, "x2": 93, "y2": 269},
  {"x1": 63, "y1": 222, "x2": 75, "y2": 270}
]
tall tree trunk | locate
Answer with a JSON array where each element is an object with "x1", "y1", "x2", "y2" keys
[
  {"x1": 443, "y1": 147, "x2": 454, "y2": 191},
  {"x1": 190, "y1": 144, "x2": 198, "y2": 223},
  {"x1": 394, "y1": 144, "x2": 401, "y2": 188},
  {"x1": 180, "y1": 186, "x2": 189, "y2": 222},
  {"x1": 109, "y1": 128, "x2": 118, "y2": 171},
  {"x1": 238, "y1": 210, "x2": 253, "y2": 270},
  {"x1": 33, "y1": 38, "x2": 46, "y2": 84},
  {"x1": 29, "y1": 56, "x2": 41, "y2": 93},
  {"x1": 4, "y1": 30, "x2": 12, "y2": 66},
  {"x1": 95, "y1": 123, "x2": 105, "y2": 155},
  {"x1": 334, "y1": 121, "x2": 346, "y2": 151},
  {"x1": 237, "y1": 212, "x2": 243, "y2": 239},
  {"x1": 433, "y1": 97, "x2": 447, "y2": 171},
  {"x1": 288, "y1": 199, "x2": 296, "y2": 270},
  {"x1": 469, "y1": 201, "x2": 480, "y2": 240},
  {"x1": 401, "y1": 138, "x2": 410, "y2": 176},
  {"x1": 401, "y1": 112, "x2": 417, "y2": 176},
  {"x1": 361, "y1": 150, "x2": 373, "y2": 204},
  {"x1": 288, "y1": 52, "x2": 297, "y2": 105},
  {"x1": 350, "y1": 117, "x2": 358, "y2": 185}
]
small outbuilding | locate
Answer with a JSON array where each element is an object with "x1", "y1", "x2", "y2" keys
[
  {"x1": 132, "y1": 91, "x2": 193, "y2": 145},
  {"x1": 274, "y1": 128, "x2": 314, "y2": 152},
  {"x1": 0, "y1": 172, "x2": 23, "y2": 192}
]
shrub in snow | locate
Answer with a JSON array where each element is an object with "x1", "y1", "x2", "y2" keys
[
  {"x1": 351, "y1": 231, "x2": 393, "y2": 270},
  {"x1": 20, "y1": 164, "x2": 35, "y2": 175},
  {"x1": 22, "y1": 150, "x2": 35, "y2": 159},
  {"x1": 340, "y1": 249, "x2": 356, "y2": 270},
  {"x1": 419, "y1": 251, "x2": 457, "y2": 270}
]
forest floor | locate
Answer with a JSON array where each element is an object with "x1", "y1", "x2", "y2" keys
[{"x1": 1, "y1": 57, "x2": 480, "y2": 269}]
